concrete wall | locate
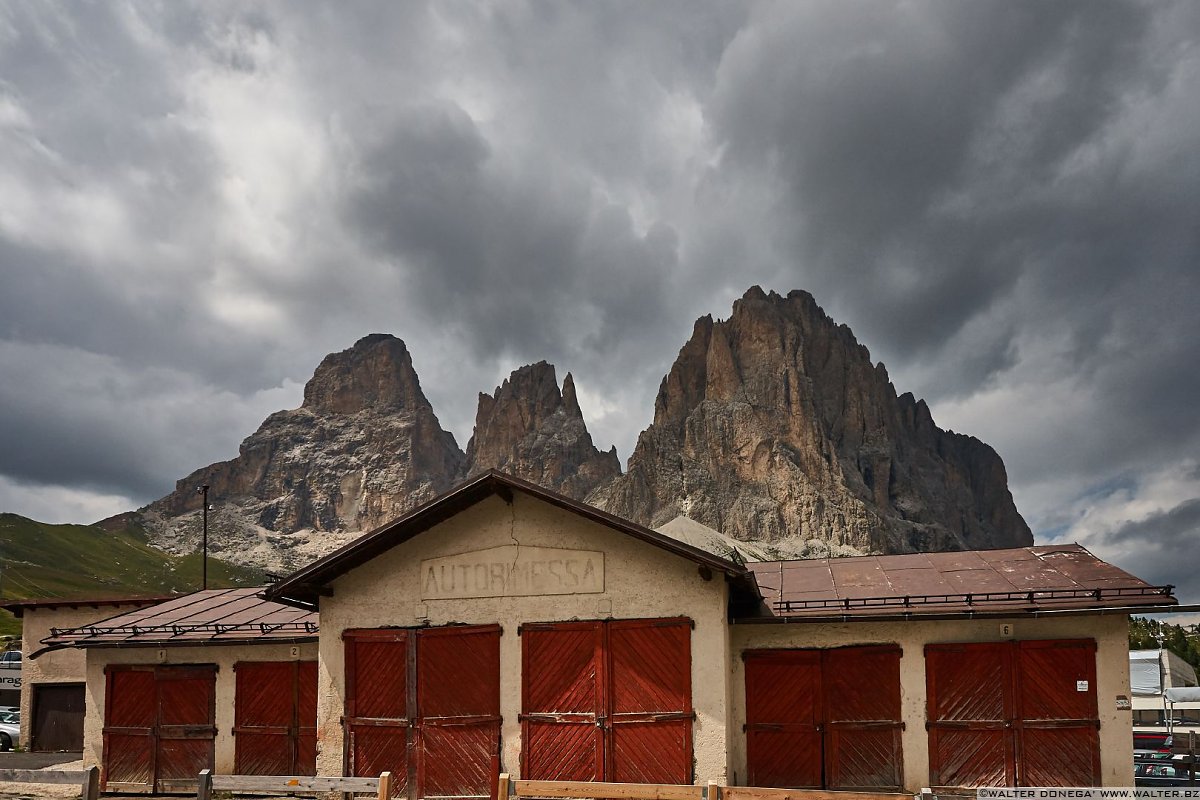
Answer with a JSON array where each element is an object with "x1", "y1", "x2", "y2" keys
[
  {"x1": 82, "y1": 641, "x2": 319, "y2": 773},
  {"x1": 315, "y1": 492, "x2": 731, "y2": 783},
  {"x1": 18, "y1": 603, "x2": 150, "y2": 749},
  {"x1": 730, "y1": 614, "x2": 1132, "y2": 791}
]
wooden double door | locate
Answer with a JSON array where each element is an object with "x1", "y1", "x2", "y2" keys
[
  {"x1": 520, "y1": 618, "x2": 694, "y2": 785},
  {"x1": 926, "y1": 639, "x2": 1101, "y2": 788},
  {"x1": 744, "y1": 645, "x2": 903, "y2": 791},
  {"x1": 102, "y1": 664, "x2": 216, "y2": 793},
  {"x1": 344, "y1": 625, "x2": 501, "y2": 799}
]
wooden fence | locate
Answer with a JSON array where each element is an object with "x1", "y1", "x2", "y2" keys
[
  {"x1": 0, "y1": 765, "x2": 99, "y2": 800},
  {"x1": 195, "y1": 768, "x2": 392, "y2": 800},
  {"x1": 497, "y1": 775, "x2": 913, "y2": 800}
]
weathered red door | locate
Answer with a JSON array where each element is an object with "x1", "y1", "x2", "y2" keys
[
  {"x1": 745, "y1": 650, "x2": 822, "y2": 788},
  {"x1": 234, "y1": 661, "x2": 318, "y2": 775},
  {"x1": 346, "y1": 629, "x2": 413, "y2": 797},
  {"x1": 102, "y1": 667, "x2": 157, "y2": 791},
  {"x1": 521, "y1": 618, "x2": 692, "y2": 784},
  {"x1": 926, "y1": 642, "x2": 1013, "y2": 788},
  {"x1": 744, "y1": 646, "x2": 902, "y2": 790},
  {"x1": 926, "y1": 639, "x2": 1100, "y2": 788},
  {"x1": 1014, "y1": 640, "x2": 1100, "y2": 787},
  {"x1": 521, "y1": 622, "x2": 604, "y2": 781},
  {"x1": 345, "y1": 626, "x2": 501, "y2": 800},
  {"x1": 102, "y1": 664, "x2": 216, "y2": 793},
  {"x1": 417, "y1": 626, "x2": 502, "y2": 799}
]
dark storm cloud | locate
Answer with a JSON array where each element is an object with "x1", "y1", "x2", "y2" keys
[{"x1": 1091, "y1": 498, "x2": 1200, "y2": 603}]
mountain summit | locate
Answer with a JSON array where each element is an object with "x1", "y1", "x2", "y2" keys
[
  {"x1": 588, "y1": 287, "x2": 1031, "y2": 556},
  {"x1": 132, "y1": 287, "x2": 1030, "y2": 570}
]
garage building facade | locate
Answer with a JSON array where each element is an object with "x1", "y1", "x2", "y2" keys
[
  {"x1": 262, "y1": 471, "x2": 1173, "y2": 793},
  {"x1": 31, "y1": 471, "x2": 1176, "y2": 795}
]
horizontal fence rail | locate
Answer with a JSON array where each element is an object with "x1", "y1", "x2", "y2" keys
[
  {"x1": 0, "y1": 765, "x2": 99, "y2": 800},
  {"x1": 498, "y1": 775, "x2": 914, "y2": 800},
  {"x1": 196, "y1": 769, "x2": 391, "y2": 800}
]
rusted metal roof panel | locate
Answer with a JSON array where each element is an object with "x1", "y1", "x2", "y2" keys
[
  {"x1": 744, "y1": 544, "x2": 1176, "y2": 621},
  {"x1": 38, "y1": 588, "x2": 317, "y2": 651}
]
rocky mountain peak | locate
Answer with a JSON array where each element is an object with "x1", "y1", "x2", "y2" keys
[
  {"x1": 302, "y1": 333, "x2": 429, "y2": 415},
  {"x1": 588, "y1": 286, "x2": 1032, "y2": 556},
  {"x1": 465, "y1": 362, "x2": 621, "y2": 498}
]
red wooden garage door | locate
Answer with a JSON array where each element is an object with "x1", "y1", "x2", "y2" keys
[
  {"x1": 521, "y1": 618, "x2": 692, "y2": 785},
  {"x1": 926, "y1": 639, "x2": 1099, "y2": 788},
  {"x1": 345, "y1": 625, "x2": 501, "y2": 800},
  {"x1": 102, "y1": 664, "x2": 216, "y2": 793},
  {"x1": 234, "y1": 661, "x2": 318, "y2": 775},
  {"x1": 744, "y1": 646, "x2": 902, "y2": 790}
]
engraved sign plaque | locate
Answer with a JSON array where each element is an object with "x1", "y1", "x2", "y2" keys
[{"x1": 420, "y1": 545, "x2": 604, "y2": 600}]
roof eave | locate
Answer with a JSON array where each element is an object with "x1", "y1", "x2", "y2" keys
[{"x1": 265, "y1": 471, "x2": 748, "y2": 608}]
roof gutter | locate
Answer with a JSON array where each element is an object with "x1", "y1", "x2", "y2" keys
[{"x1": 732, "y1": 602, "x2": 1199, "y2": 625}]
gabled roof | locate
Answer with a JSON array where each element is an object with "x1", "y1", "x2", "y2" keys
[
  {"x1": 37, "y1": 587, "x2": 317, "y2": 655},
  {"x1": 265, "y1": 470, "x2": 747, "y2": 609},
  {"x1": 743, "y1": 544, "x2": 1177, "y2": 622}
]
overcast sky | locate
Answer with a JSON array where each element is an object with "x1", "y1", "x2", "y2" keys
[{"x1": 1, "y1": 2, "x2": 1198, "y2": 608}]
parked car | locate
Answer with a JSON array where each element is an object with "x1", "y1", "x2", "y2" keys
[
  {"x1": 1135, "y1": 762, "x2": 1194, "y2": 787},
  {"x1": 1135, "y1": 732, "x2": 1175, "y2": 752},
  {"x1": 0, "y1": 651, "x2": 21, "y2": 667},
  {"x1": 0, "y1": 711, "x2": 18, "y2": 751}
]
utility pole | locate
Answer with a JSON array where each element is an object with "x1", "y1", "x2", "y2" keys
[{"x1": 198, "y1": 484, "x2": 210, "y2": 590}]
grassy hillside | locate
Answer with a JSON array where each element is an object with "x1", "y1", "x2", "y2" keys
[{"x1": 0, "y1": 513, "x2": 265, "y2": 638}]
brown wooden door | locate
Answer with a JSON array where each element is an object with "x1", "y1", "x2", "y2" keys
[
  {"x1": 346, "y1": 626, "x2": 501, "y2": 800},
  {"x1": 31, "y1": 684, "x2": 85, "y2": 752},
  {"x1": 1014, "y1": 640, "x2": 1100, "y2": 787},
  {"x1": 521, "y1": 621, "x2": 604, "y2": 781},
  {"x1": 744, "y1": 646, "x2": 903, "y2": 790},
  {"x1": 234, "y1": 661, "x2": 318, "y2": 775},
  {"x1": 521, "y1": 618, "x2": 693, "y2": 785},
  {"x1": 102, "y1": 667, "x2": 157, "y2": 791},
  {"x1": 926, "y1": 639, "x2": 1100, "y2": 789},
  {"x1": 926, "y1": 642, "x2": 1015, "y2": 788},
  {"x1": 745, "y1": 650, "x2": 823, "y2": 788},
  {"x1": 416, "y1": 626, "x2": 502, "y2": 799},
  {"x1": 102, "y1": 664, "x2": 216, "y2": 793}
]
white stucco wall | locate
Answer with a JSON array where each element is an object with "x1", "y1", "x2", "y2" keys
[
  {"x1": 730, "y1": 614, "x2": 1132, "y2": 791},
  {"x1": 82, "y1": 641, "x2": 319, "y2": 775},
  {"x1": 315, "y1": 492, "x2": 732, "y2": 783},
  {"x1": 18, "y1": 603, "x2": 152, "y2": 749}
]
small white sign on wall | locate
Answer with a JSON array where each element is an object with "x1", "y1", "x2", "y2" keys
[
  {"x1": 1076, "y1": 680, "x2": 1089, "y2": 692},
  {"x1": 156, "y1": 649, "x2": 167, "y2": 663},
  {"x1": 999, "y1": 623, "x2": 1015, "y2": 638},
  {"x1": 289, "y1": 646, "x2": 301, "y2": 660}
]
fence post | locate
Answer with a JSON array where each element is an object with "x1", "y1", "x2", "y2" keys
[
  {"x1": 81, "y1": 765, "x2": 100, "y2": 800},
  {"x1": 196, "y1": 768, "x2": 212, "y2": 800},
  {"x1": 497, "y1": 772, "x2": 512, "y2": 800},
  {"x1": 378, "y1": 770, "x2": 393, "y2": 800},
  {"x1": 706, "y1": 780, "x2": 720, "y2": 800}
]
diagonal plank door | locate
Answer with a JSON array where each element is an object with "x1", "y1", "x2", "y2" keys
[
  {"x1": 744, "y1": 650, "x2": 823, "y2": 789},
  {"x1": 926, "y1": 639, "x2": 1100, "y2": 789},
  {"x1": 522, "y1": 618, "x2": 693, "y2": 784},
  {"x1": 234, "y1": 660, "x2": 318, "y2": 776},
  {"x1": 347, "y1": 626, "x2": 501, "y2": 800},
  {"x1": 744, "y1": 645, "x2": 902, "y2": 790},
  {"x1": 521, "y1": 621, "x2": 605, "y2": 781}
]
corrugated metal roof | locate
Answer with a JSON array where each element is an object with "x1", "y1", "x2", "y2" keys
[
  {"x1": 744, "y1": 544, "x2": 1176, "y2": 621},
  {"x1": 38, "y1": 587, "x2": 318, "y2": 650}
]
